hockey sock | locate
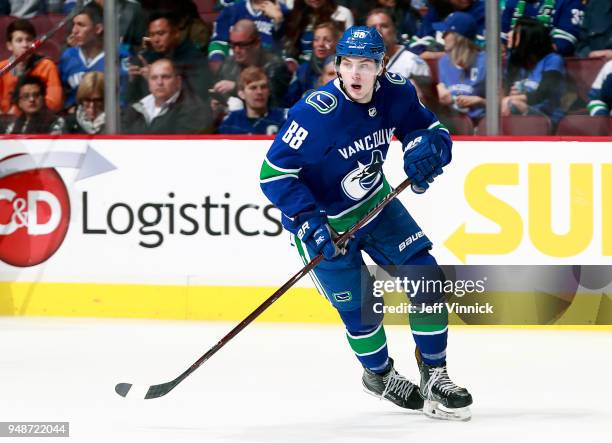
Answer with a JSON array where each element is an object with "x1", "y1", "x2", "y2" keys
[
  {"x1": 409, "y1": 303, "x2": 448, "y2": 366},
  {"x1": 346, "y1": 323, "x2": 390, "y2": 373}
]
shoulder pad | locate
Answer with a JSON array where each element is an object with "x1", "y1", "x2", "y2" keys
[
  {"x1": 385, "y1": 71, "x2": 407, "y2": 85},
  {"x1": 304, "y1": 90, "x2": 338, "y2": 114}
]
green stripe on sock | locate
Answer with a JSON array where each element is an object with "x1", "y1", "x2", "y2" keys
[
  {"x1": 409, "y1": 304, "x2": 449, "y2": 333},
  {"x1": 346, "y1": 325, "x2": 387, "y2": 356}
]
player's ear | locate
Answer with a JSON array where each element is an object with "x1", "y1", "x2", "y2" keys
[{"x1": 238, "y1": 89, "x2": 245, "y2": 100}]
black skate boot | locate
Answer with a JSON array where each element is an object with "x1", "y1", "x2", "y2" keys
[
  {"x1": 362, "y1": 358, "x2": 424, "y2": 410},
  {"x1": 417, "y1": 355, "x2": 473, "y2": 421}
]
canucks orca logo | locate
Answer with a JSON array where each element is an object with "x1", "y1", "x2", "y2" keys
[{"x1": 341, "y1": 150, "x2": 384, "y2": 201}]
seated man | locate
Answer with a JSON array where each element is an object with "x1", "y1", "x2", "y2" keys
[
  {"x1": 587, "y1": 59, "x2": 612, "y2": 116},
  {"x1": 122, "y1": 58, "x2": 213, "y2": 134},
  {"x1": 218, "y1": 66, "x2": 287, "y2": 134},
  {"x1": 211, "y1": 19, "x2": 291, "y2": 111},
  {"x1": 4, "y1": 76, "x2": 64, "y2": 134},
  {"x1": 59, "y1": 2, "x2": 129, "y2": 110}
]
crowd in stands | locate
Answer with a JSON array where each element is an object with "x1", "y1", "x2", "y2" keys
[{"x1": 0, "y1": 0, "x2": 610, "y2": 135}]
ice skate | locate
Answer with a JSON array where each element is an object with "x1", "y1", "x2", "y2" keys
[
  {"x1": 362, "y1": 358, "x2": 424, "y2": 410},
  {"x1": 417, "y1": 355, "x2": 473, "y2": 421}
]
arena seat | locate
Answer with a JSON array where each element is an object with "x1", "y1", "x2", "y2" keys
[
  {"x1": 556, "y1": 115, "x2": 611, "y2": 136},
  {"x1": 439, "y1": 114, "x2": 474, "y2": 135},
  {"x1": 565, "y1": 57, "x2": 607, "y2": 102},
  {"x1": 477, "y1": 115, "x2": 553, "y2": 135}
]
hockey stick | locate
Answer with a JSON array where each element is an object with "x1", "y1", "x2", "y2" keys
[
  {"x1": 0, "y1": 1, "x2": 92, "y2": 78},
  {"x1": 115, "y1": 177, "x2": 412, "y2": 399}
]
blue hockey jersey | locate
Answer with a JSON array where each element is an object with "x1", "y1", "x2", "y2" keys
[
  {"x1": 409, "y1": 0, "x2": 485, "y2": 54},
  {"x1": 59, "y1": 46, "x2": 129, "y2": 108},
  {"x1": 587, "y1": 60, "x2": 612, "y2": 116},
  {"x1": 219, "y1": 107, "x2": 287, "y2": 134},
  {"x1": 438, "y1": 51, "x2": 487, "y2": 120},
  {"x1": 501, "y1": 0, "x2": 585, "y2": 55},
  {"x1": 208, "y1": 0, "x2": 289, "y2": 61},
  {"x1": 260, "y1": 72, "x2": 451, "y2": 233}
]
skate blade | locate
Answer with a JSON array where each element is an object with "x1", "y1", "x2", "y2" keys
[{"x1": 423, "y1": 400, "x2": 471, "y2": 421}]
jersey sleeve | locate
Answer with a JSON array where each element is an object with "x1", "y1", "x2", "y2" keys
[
  {"x1": 551, "y1": 0, "x2": 585, "y2": 56},
  {"x1": 208, "y1": 8, "x2": 232, "y2": 61},
  {"x1": 387, "y1": 73, "x2": 452, "y2": 166},
  {"x1": 259, "y1": 105, "x2": 324, "y2": 218}
]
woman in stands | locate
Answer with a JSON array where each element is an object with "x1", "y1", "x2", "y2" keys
[
  {"x1": 0, "y1": 18, "x2": 63, "y2": 115},
  {"x1": 283, "y1": 0, "x2": 353, "y2": 68},
  {"x1": 501, "y1": 17, "x2": 566, "y2": 127},
  {"x1": 65, "y1": 72, "x2": 106, "y2": 134},
  {"x1": 435, "y1": 12, "x2": 486, "y2": 124},
  {"x1": 283, "y1": 21, "x2": 341, "y2": 106}
]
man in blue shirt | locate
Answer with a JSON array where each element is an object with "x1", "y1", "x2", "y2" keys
[
  {"x1": 219, "y1": 66, "x2": 287, "y2": 134},
  {"x1": 260, "y1": 25, "x2": 473, "y2": 421}
]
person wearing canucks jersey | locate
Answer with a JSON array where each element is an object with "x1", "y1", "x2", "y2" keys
[{"x1": 260, "y1": 26, "x2": 473, "y2": 421}]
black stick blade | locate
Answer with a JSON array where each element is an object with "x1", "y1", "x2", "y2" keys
[
  {"x1": 115, "y1": 383, "x2": 133, "y2": 397},
  {"x1": 145, "y1": 379, "x2": 181, "y2": 399}
]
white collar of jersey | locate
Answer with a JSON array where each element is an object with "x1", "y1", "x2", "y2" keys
[
  {"x1": 78, "y1": 48, "x2": 105, "y2": 68},
  {"x1": 333, "y1": 78, "x2": 381, "y2": 103},
  {"x1": 246, "y1": 0, "x2": 262, "y2": 17},
  {"x1": 387, "y1": 46, "x2": 405, "y2": 69}
]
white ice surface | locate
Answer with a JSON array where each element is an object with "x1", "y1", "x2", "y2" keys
[{"x1": 0, "y1": 318, "x2": 610, "y2": 443}]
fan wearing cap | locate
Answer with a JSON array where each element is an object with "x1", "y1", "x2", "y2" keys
[
  {"x1": 260, "y1": 25, "x2": 473, "y2": 421},
  {"x1": 434, "y1": 11, "x2": 486, "y2": 122}
]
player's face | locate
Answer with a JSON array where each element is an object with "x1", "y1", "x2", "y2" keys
[
  {"x1": 337, "y1": 56, "x2": 380, "y2": 103},
  {"x1": 7, "y1": 30, "x2": 34, "y2": 58},
  {"x1": 366, "y1": 13, "x2": 396, "y2": 48},
  {"x1": 18, "y1": 84, "x2": 43, "y2": 115},
  {"x1": 241, "y1": 79, "x2": 270, "y2": 111},
  {"x1": 312, "y1": 28, "x2": 335, "y2": 60},
  {"x1": 72, "y1": 14, "x2": 100, "y2": 47},
  {"x1": 148, "y1": 19, "x2": 179, "y2": 54},
  {"x1": 148, "y1": 61, "x2": 181, "y2": 103}
]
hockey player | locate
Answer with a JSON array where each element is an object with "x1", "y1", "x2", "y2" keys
[{"x1": 260, "y1": 26, "x2": 473, "y2": 421}]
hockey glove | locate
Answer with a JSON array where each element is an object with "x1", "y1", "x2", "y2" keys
[
  {"x1": 287, "y1": 210, "x2": 345, "y2": 260},
  {"x1": 402, "y1": 130, "x2": 446, "y2": 194}
]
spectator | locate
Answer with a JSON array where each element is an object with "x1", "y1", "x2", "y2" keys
[
  {"x1": 587, "y1": 60, "x2": 612, "y2": 116},
  {"x1": 211, "y1": 19, "x2": 291, "y2": 110},
  {"x1": 218, "y1": 66, "x2": 287, "y2": 134},
  {"x1": 64, "y1": 0, "x2": 146, "y2": 51},
  {"x1": 502, "y1": 17, "x2": 566, "y2": 126},
  {"x1": 409, "y1": 0, "x2": 485, "y2": 58},
  {"x1": 502, "y1": 0, "x2": 585, "y2": 56},
  {"x1": 0, "y1": 0, "x2": 46, "y2": 17},
  {"x1": 122, "y1": 58, "x2": 213, "y2": 134},
  {"x1": 65, "y1": 72, "x2": 105, "y2": 134},
  {"x1": 317, "y1": 54, "x2": 337, "y2": 86},
  {"x1": 59, "y1": 2, "x2": 129, "y2": 110},
  {"x1": 284, "y1": 0, "x2": 354, "y2": 66},
  {"x1": 208, "y1": 0, "x2": 290, "y2": 70},
  {"x1": 435, "y1": 12, "x2": 486, "y2": 122},
  {"x1": 5, "y1": 76, "x2": 64, "y2": 134},
  {"x1": 366, "y1": 9, "x2": 431, "y2": 100},
  {"x1": 138, "y1": 0, "x2": 212, "y2": 52},
  {"x1": 0, "y1": 19, "x2": 63, "y2": 115},
  {"x1": 283, "y1": 21, "x2": 341, "y2": 107},
  {"x1": 126, "y1": 10, "x2": 211, "y2": 104},
  {"x1": 576, "y1": 0, "x2": 612, "y2": 59}
]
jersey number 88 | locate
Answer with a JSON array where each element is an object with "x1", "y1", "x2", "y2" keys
[{"x1": 282, "y1": 121, "x2": 309, "y2": 149}]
